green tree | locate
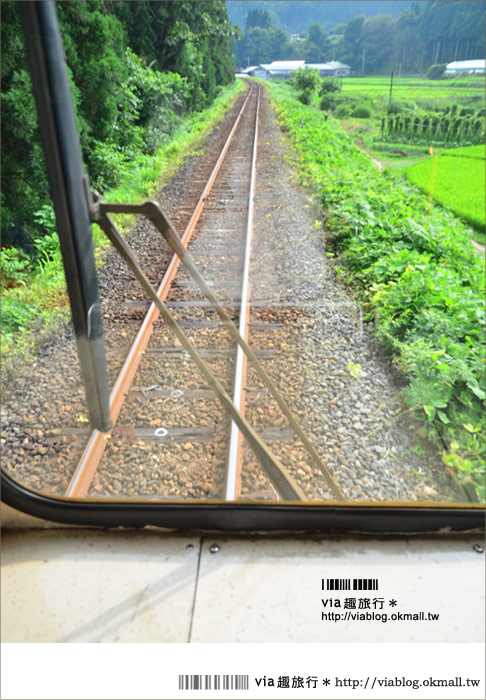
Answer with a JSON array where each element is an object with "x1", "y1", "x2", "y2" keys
[
  {"x1": 361, "y1": 14, "x2": 396, "y2": 74},
  {"x1": 342, "y1": 14, "x2": 365, "y2": 70},
  {"x1": 394, "y1": 5, "x2": 422, "y2": 73},
  {"x1": 279, "y1": 40, "x2": 305, "y2": 61},
  {"x1": 293, "y1": 66, "x2": 321, "y2": 92},
  {"x1": 426, "y1": 63, "x2": 447, "y2": 80},
  {"x1": 395, "y1": 1, "x2": 485, "y2": 73},
  {"x1": 302, "y1": 42, "x2": 322, "y2": 63},
  {"x1": 236, "y1": 23, "x2": 288, "y2": 66},
  {"x1": 239, "y1": 26, "x2": 272, "y2": 65},
  {"x1": 57, "y1": 1, "x2": 127, "y2": 143},
  {"x1": 308, "y1": 23, "x2": 330, "y2": 58},
  {"x1": 245, "y1": 8, "x2": 272, "y2": 31},
  {"x1": 1, "y1": 0, "x2": 237, "y2": 251},
  {"x1": 113, "y1": 1, "x2": 158, "y2": 65}
]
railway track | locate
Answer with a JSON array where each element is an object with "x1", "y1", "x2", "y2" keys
[
  {"x1": 62, "y1": 83, "x2": 342, "y2": 503},
  {"x1": 66, "y1": 85, "x2": 257, "y2": 499}
]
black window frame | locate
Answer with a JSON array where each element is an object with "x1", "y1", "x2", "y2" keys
[
  {"x1": 2, "y1": 1, "x2": 484, "y2": 535},
  {"x1": 2, "y1": 472, "x2": 484, "y2": 533}
]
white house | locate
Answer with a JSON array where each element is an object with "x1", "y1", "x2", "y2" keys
[
  {"x1": 306, "y1": 61, "x2": 351, "y2": 77},
  {"x1": 240, "y1": 60, "x2": 350, "y2": 81},
  {"x1": 264, "y1": 60, "x2": 306, "y2": 79},
  {"x1": 445, "y1": 60, "x2": 485, "y2": 75},
  {"x1": 241, "y1": 66, "x2": 259, "y2": 75}
]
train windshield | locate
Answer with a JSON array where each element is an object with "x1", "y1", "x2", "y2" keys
[{"x1": 1, "y1": 0, "x2": 484, "y2": 530}]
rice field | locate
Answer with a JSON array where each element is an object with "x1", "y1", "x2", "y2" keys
[
  {"x1": 341, "y1": 76, "x2": 485, "y2": 110},
  {"x1": 405, "y1": 145, "x2": 485, "y2": 235}
]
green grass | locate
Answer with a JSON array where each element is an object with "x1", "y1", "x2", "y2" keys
[{"x1": 406, "y1": 146, "x2": 485, "y2": 237}]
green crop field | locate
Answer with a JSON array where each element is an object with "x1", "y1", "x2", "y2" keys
[
  {"x1": 441, "y1": 144, "x2": 485, "y2": 159},
  {"x1": 339, "y1": 76, "x2": 486, "y2": 116},
  {"x1": 405, "y1": 145, "x2": 485, "y2": 235},
  {"x1": 342, "y1": 76, "x2": 485, "y2": 102}
]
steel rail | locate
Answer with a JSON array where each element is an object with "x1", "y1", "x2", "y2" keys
[
  {"x1": 94, "y1": 210, "x2": 306, "y2": 501},
  {"x1": 65, "y1": 87, "x2": 253, "y2": 498},
  {"x1": 224, "y1": 85, "x2": 260, "y2": 501},
  {"x1": 96, "y1": 200, "x2": 344, "y2": 501}
]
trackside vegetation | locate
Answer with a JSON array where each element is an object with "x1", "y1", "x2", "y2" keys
[
  {"x1": 1, "y1": 1, "x2": 238, "y2": 248},
  {"x1": 1, "y1": 0, "x2": 241, "y2": 362},
  {"x1": 1, "y1": 80, "x2": 244, "y2": 361},
  {"x1": 269, "y1": 81, "x2": 485, "y2": 501}
]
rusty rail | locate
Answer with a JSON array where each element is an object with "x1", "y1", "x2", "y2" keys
[
  {"x1": 88, "y1": 197, "x2": 344, "y2": 501},
  {"x1": 66, "y1": 83, "x2": 344, "y2": 502},
  {"x1": 65, "y1": 87, "x2": 253, "y2": 498},
  {"x1": 92, "y1": 206, "x2": 306, "y2": 501}
]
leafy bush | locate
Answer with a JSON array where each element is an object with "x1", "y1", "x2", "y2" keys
[
  {"x1": 426, "y1": 63, "x2": 447, "y2": 79},
  {"x1": 334, "y1": 104, "x2": 352, "y2": 118},
  {"x1": 352, "y1": 105, "x2": 372, "y2": 118},
  {"x1": 87, "y1": 141, "x2": 129, "y2": 192},
  {"x1": 320, "y1": 92, "x2": 374, "y2": 116},
  {"x1": 293, "y1": 66, "x2": 321, "y2": 93},
  {"x1": 387, "y1": 100, "x2": 405, "y2": 115},
  {"x1": 33, "y1": 203, "x2": 56, "y2": 236},
  {"x1": 298, "y1": 90, "x2": 313, "y2": 105},
  {"x1": 1, "y1": 297, "x2": 37, "y2": 333},
  {"x1": 1, "y1": 247, "x2": 30, "y2": 287},
  {"x1": 319, "y1": 94, "x2": 337, "y2": 112},
  {"x1": 270, "y1": 82, "x2": 485, "y2": 500},
  {"x1": 121, "y1": 49, "x2": 190, "y2": 154},
  {"x1": 320, "y1": 78, "x2": 341, "y2": 94}
]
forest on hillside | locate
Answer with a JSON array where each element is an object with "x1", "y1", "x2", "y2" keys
[
  {"x1": 232, "y1": 1, "x2": 485, "y2": 74},
  {"x1": 1, "y1": 0, "x2": 236, "y2": 251},
  {"x1": 226, "y1": 0, "x2": 412, "y2": 32}
]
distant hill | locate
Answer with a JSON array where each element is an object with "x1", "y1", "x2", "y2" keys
[{"x1": 226, "y1": 1, "x2": 413, "y2": 32}]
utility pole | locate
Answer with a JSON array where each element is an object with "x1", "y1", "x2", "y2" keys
[
  {"x1": 361, "y1": 48, "x2": 366, "y2": 76},
  {"x1": 388, "y1": 70, "x2": 394, "y2": 106}
]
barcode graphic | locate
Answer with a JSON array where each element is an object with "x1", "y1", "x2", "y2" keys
[
  {"x1": 325, "y1": 578, "x2": 379, "y2": 591},
  {"x1": 178, "y1": 675, "x2": 249, "y2": 690}
]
